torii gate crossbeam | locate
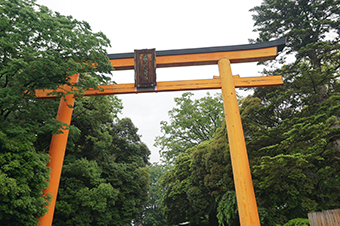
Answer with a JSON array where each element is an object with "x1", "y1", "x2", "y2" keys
[{"x1": 35, "y1": 38, "x2": 285, "y2": 226}]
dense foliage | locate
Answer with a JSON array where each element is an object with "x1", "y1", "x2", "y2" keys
[
  {"x1": 155, "y1": 92, "x2": 224, "y2": 164},
  {"x1": 159, "y1": 0, "x2": 340, "y2": 225},
  {"x1": 160, "y1": 124, "x2": 234, "y2": 226},
  {"x1": 135, "y1": 163, "x2": 168, "y2": 226},
  {"x1": 248, "y1": 0, "x2": 340, "y2": 222},
  {"x1": 0, "y1": 1, "x2": 151, "y2": 225},
  {"x1": 52, "y1": 93, "x2": 151, "y2": 226}
]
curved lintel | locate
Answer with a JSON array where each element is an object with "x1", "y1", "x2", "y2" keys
[{"x1": 108, "y1": 38, "x2": 286, "y2": 70}]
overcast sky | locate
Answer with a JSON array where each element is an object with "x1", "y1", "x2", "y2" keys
[{"x1": 36, "y1": 0, "x2": 265, "y2": 163}]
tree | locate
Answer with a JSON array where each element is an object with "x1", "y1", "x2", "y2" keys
[
  {"x1": 160, "y1": 1, "x2": 340, "y2": 224},
  {"x1": 51, "y1": 92, "x2": 151, "y2": 226},
  {"x1": 155, "y1": 92, "x2": 224, "y2": 163},
  {"x1": 135, "y1": 163, "x2": 167, "y2": 226},
  {"x1": 0, "y1": 131, "x2": 51, "y2": 226},
  {"x1": 159, "y1": 1, "x2": 340, "y2": 220},
  {"x1": 253, "y1": 154, "x2": 317, "y2": 223},
  {"x1": 244, "y1": 0, "x2": 340, "y2": 224},
  {"x1": 160, "y1": 124, "x2": 239, "y2": 226},
  {"x1": 160, "y1": 104, "x2": 320, "y2": 225},
  {"x1": 250, "y1": 0, "x2": 340, "y2": 106},
  {"x1": 160, "y1": 151, "x2": 193, "y2": 225},
  {"x1": 0, "y1": 1, "x2": 112, "y2": 225},
  {"x1": 1, "y1": 0, "x2": 112, "y2": 113},
  {"x1": 250, "y1": 0, "x2": 340, "y2": 64}
]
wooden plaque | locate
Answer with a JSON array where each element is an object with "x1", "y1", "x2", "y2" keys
[{"x1": 134, "y1": 49, "x2": 156, "y2": 88}]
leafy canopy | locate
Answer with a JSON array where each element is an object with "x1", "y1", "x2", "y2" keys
[
  {"x1": 52, "y1": 92, "x2": 150, "y2": 226},
  {"x1": 0, "y1": 1, "x2": 114, "y2": 225},
  {"x1": 247, "y1": 0, "x2": 340, "y2": 223},
  {"x1": 155, "y1": 92, "x2": 224, "y2": 163},
  {"x1": 135, "y1": 163, "x2": 168, "y2": 226},
  {"x1": 160, "y1": 1, "x2": 340, "y2": 225}
]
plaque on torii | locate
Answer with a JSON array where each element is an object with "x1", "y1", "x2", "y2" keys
[
  {"x1": 134, "y1": 49, "x2": 157, "y2": 89},
  {"x1": 34, "y1": 38, "x2": 286, "y2": 226}
]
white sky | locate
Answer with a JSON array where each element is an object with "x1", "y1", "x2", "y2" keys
[{"x1": 36, "y1": 0, "x2": 265, "y2": 163}]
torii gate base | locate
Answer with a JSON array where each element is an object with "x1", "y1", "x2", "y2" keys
[{"x1": 36, "y1": 38, "x2": 285, "y2": 226}]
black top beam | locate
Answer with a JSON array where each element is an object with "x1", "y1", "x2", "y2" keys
[{"x1": 107, "y1": 38, "x2": 286, "y2": 60}]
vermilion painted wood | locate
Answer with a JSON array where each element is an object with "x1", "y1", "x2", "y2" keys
[
  {"x1": 109, "y1": 47, "x2": 278, "y2": 70},
  {"x1": 33, "y1": 75, "x2": 282, "y2": 98},
  {"x1": 219, "y1": 59, "x2": 261, "y2": 226},
  {"x1": 107, "y1": 38, "x2": 286, "y2": 70},
  {"x1": 38, "y1": 74, "x2": 79, "y2": 226}
]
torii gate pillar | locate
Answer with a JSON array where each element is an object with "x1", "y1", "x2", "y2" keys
[
  {"x1": 38, "y1": 74, "x2": 79, "y2": 226},
  {"x1": 219, "y1": 58, "x2": 260, "y2": 226}
]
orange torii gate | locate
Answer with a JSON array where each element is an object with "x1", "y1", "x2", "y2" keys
[{"x1": 36, "y1": 38, "x2": 285, "y2": 226}]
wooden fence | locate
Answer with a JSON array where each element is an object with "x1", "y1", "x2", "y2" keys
[{"x1": 308, "y1": 209, "x2": 340, "y2": 226}]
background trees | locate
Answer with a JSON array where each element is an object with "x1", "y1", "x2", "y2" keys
[
  {"x1": 135, "y1": 163, "x2": 168, "y2": 226},
  {"x1": 52, "y1": 94, "x2": 150, "y2": 225},
  {"x1": 159, "y1": 1, "x2": 340, "y2": 225},
  {"x1": 159, "y1": 124, "x2": 235, "y2": 226},
  {"x1": 1, "y1": 0, "x2": 112, "y2": 224},
  {"x1": 248, "y1": 0, "x2": 340, "y2": 222},
  {"x1": 155, "y1": 92, "x2": 224, "y2": 164}
]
